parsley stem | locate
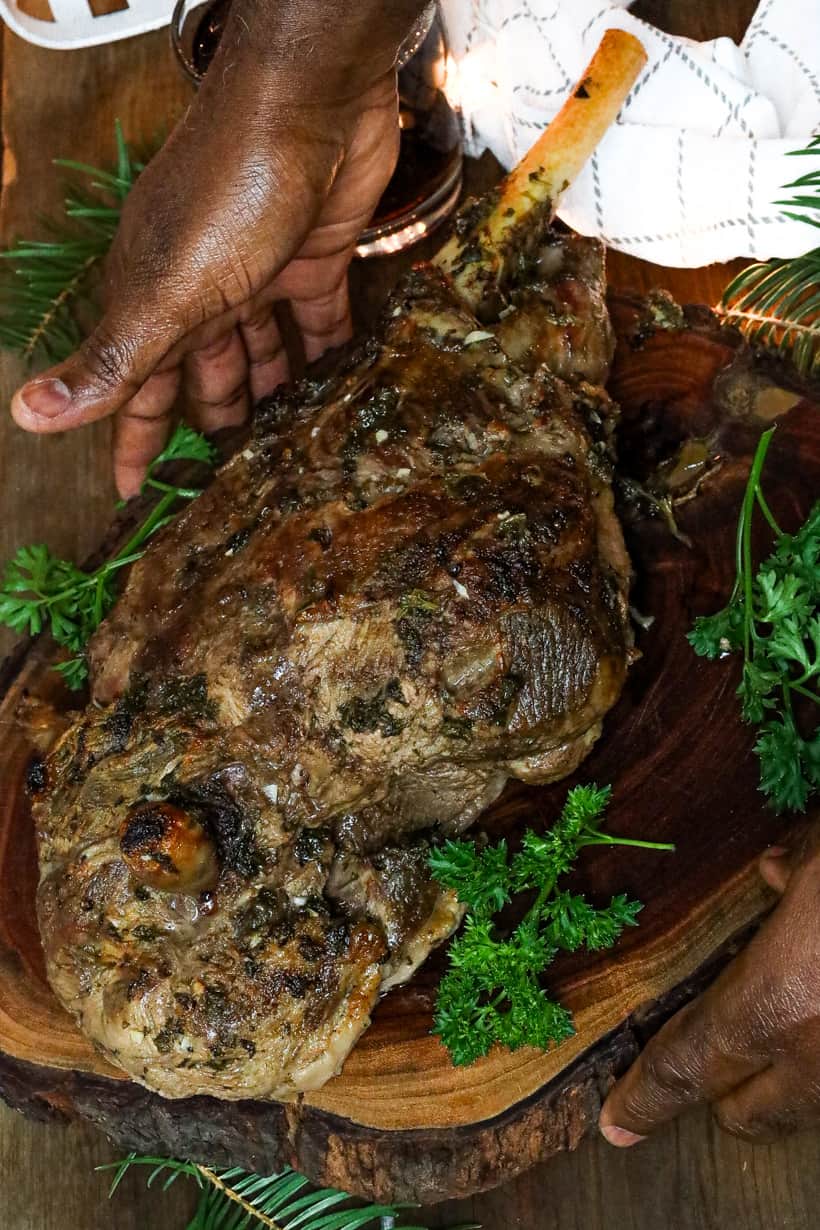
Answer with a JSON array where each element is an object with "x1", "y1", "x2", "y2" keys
[
  {"x1": 754, "y1": 486, "x2": 783, "y2": 537},
  {"x1": 144, "y1": 477, "x2": 202, "y2": 500},
  {"x1": 582, "y1": 832, "x2": 676, "y2": 852},
  {"x1": 29, "y1": 562, "x2": 127, "y2": 609},
  {"x1": 741, "y1": 429, "x2": 776, "y2": 660},
  {"x1": 94, "y1": 572, "x2": 105, "y2": 625},
  {"x1": 36, "y1": 491, "x2": 183, "y2": 625},
  {"x1": 532, "y1": 877, "x2": 557, "y2": 917},
  {"x1": 782, "y1": 682, "x2": 794, "y2": 718},
  {"x1": 116, "y1": 489, "x2": 178, "y2": 560},
  {"x1": 733, "y1": 501, "x2": 746, "y2": 606},
  {"x1": 792, "y1": 682, "x2": 820, "y2": 704}
]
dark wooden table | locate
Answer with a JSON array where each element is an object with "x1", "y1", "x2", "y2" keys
[{"x1": 1, "y1": 0, "x2": 818, "y2": 1225}]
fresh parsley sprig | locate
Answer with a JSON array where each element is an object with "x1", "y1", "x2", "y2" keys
[
  {"x1": 688, "y1": 427, "x2": 820, "y2": 813},
  {"x1": 429, "y1": 784, "x2": 674, "y2": 1067},
  {"x1": 0, "y1": 424, "x2": 217, "y2": 689}
]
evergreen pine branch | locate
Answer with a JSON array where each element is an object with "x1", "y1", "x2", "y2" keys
[
  {"x1": 774, "y1": 133, "x2": 820, "y2": 228},
  {"x1": 102, "y1": 1156, "x2": 479, "y2": 1230},
  {"x1": 0, "y1": 121, "x2": 144, "y2": 365},
  {"x1": 719, "y1": 135, "x2": 820, "y2": 379}
]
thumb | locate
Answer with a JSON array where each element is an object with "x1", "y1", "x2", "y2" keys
[
  {"x1": 758, "y1": 845, "x2": 794, "y2": 895},
  {"x1": 759, "y1": 819, "x2": 820, "y2": 895},
  {"x1": 11, "y1": 303, "x2": 175, "y2": 434}
]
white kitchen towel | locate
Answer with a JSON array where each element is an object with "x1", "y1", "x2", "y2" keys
[{"x1": 439, "y1": 0, "x2": 820, "y2": 266}]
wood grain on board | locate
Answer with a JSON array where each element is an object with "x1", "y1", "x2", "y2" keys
[
  {"x1": 2, "y1": 0, "x2": 819, "y2": 1225},
  {"x1": 1, "y1": 292, "x2": 816, "y2": 1200}
]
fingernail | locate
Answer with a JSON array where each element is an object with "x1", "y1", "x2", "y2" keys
[
  {"x1": 764, "y1": 846, "x2": 788, "y2": 858},
  {"x1": 19, "y1": 378, "x2": 72, "y2": 419},
  {"x1": 600, "y1": 1124, "x2": 647, "y2": 1148}
]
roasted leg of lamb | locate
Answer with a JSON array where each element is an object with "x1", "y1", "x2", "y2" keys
[{"x1": 33, "y1": 32, "x2": 646, "y2": 1100}]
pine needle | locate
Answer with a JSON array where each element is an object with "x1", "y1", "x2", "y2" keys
[
  {"x1": 0, "y1": 121, "x2": 145, "y2": 365},
  {"x1": 718, "y1": 135, "x2": 820, "y2": 379},
  {"x1": 101, "y1": 1156, "x2": 480, "y2": 1230},
  {"x1": 774, "y1": 134, "x2": 820, "y2": 229}
]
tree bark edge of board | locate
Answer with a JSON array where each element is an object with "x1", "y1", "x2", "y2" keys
[{"x1": 0, "y1": 923, "x2": 757, "y2": 1203}]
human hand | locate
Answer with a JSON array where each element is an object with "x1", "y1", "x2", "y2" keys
[
  {"x1": 11, "y1": 0, "x2": 425, "y2": 497},
  {"x1": 600, "y1": 821, "x2": 820, "y2": 1146}
]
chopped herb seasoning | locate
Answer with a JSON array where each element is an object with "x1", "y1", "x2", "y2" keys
[
  {"x1": 25, "y1": 755, "x2": 47, "y2": 795},
  {"x1": 492, "y1": 673, "x2": 524, "y2": 725},
  {"x1": 338, "y1": 678, "x2": 407, "y2": 737},
  {"x1": 442, "y1": 715, "x2": 474, "y2": 741},
  {"x1": 153, "y1": 1020, "x2": 183, "y2": 1053},
  {"x1": 308, "y1": 526, "x2": 333, "y2": 550},
  {"x1": 341, "y1": 386, "x2": 401, "y2": 475},
  {"x1": 398, "y1": 589, "x2": 439, "y2": 618},
  {"x1": 293, "y1": 828, "x2": 328, "y2": 866},
  {"x1": 224, "y1": 527, "x2": 252, "y2": 555}
]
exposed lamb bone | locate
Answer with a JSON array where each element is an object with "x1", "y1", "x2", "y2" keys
[{"x1": 435, "y1": 29, "x2": 647, "y2": 313}]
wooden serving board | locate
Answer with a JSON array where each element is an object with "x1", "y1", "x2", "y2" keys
[
  {"x1": 1, "y1": 297, "x2": 817, "y2": 1203},
  {"x1": 3, "y1": 0, "x2": 813, "y2": 1209}
]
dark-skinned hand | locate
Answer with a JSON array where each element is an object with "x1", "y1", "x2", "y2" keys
[
  {"x1": 600, "y1": 820, "x2": 820, "y2": 1147},
  {"x1": 10, "y1": 0, "x2": 427, "y2": 497}
]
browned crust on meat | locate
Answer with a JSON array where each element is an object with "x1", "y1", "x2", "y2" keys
[{"x1": 35, "y1": 233, "x2": 632, "y2": 1101}]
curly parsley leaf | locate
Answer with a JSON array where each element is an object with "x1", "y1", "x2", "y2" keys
[
  {"x1": 688, "y1": 427, "x2": 820, "y2": 812},
  {"x1": 430, "y1": 784, "x2": 674, "y2": 1066},
  {"x1": 54, "y1": 655, "x2": 91, "y2": 690},
  {"x1": 687, "y1": 602, "x2": 745, "y2": 659},
  {"x1": 545, "y1": 890, "x2": 643, "y2": 952},
  {"x1": 148, "y1": 422, "x2": 218, "y2": 472},
  {"x1": 755, "y1": 716, "x2": 817, "y2": 814},
  {"x1": 0, "y1": 424, "x2": 217, "y2": 689},
  {"x1": 429, "y1": 840, "x2": 511, "y2": 920}
]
